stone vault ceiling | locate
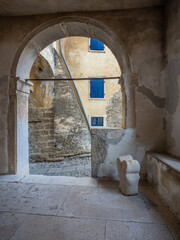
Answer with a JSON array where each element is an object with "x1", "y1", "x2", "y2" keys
[{"x1": 0, "y1": 0, "x2": 163, "y2": 16}]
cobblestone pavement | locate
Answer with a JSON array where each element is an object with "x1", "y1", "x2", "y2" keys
[{"x1": 29, "y1": 156, "x2": 91, "y2": 177}]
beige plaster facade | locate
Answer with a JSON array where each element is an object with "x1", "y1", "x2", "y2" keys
[{"x1": 62, "y1": 37, "x2": 121, "y2": 127}]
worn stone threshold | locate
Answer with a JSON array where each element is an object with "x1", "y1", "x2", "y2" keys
[{"x1": 0, "y1": 174, "x2": 119, "y2": 188}]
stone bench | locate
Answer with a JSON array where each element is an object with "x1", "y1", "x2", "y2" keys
[
  {"x1": 117, "y1": 155, "x2": 140, "y2": 195},
  {"x1": 146, "y1": 152, "x2": 180, "y2": 220}
]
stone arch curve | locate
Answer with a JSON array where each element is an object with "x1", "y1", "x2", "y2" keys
[
  {"x1": 9, "y1": 16, "x2": 134, "y2": 174},
  {"x1": 10, "y1": 16, "x2": 131, "y2": 79}
]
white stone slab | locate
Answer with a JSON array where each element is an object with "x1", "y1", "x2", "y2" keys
[
  {"x1": 9, "y1": 214, "x2": 105, "y2": 240},
  {"x1": 21, "y1": 174, "x2": 98, "y2": 187},
  {"x1": 0, "y1": 212, "x2": 28, "y2": 240},
  {"x1": 58, "y1": 186, "x2": 153, "y2": 222},
  {"x1": 0, "y1": 182, "x2": 71, "y2": 215},
  {"x1": 106, "y1": 221, "x2": 174, "y2": 240},
  {"x1": 0, "y1": 174, "x2": 24, "y2": 182}
]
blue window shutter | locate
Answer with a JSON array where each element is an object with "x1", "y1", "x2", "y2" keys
[
  {"x1": 97, "y1": 117, "x2": 103, "y2": 126},
  {"x1": 90, "y1": 80, "x2": 97, "y2": 98},
  {"x1": 91, "y1": 117, "x2": 103, "y2": 126},
  {"x1": 90, "y1": 38, "x2": 104, "y2": 50},
  {"x1": 91, "y1": 117, "x2": 96, "y2": 126},
  {"x1": 99, "y1": 79, "x2": 104, "y2": 98},
  {"x1": 90, "y1": 79, "x2": 104, "y2": 98}
]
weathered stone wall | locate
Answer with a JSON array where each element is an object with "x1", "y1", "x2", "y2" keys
[
  {"x1": 0, "y1": 7, "x2": 167, "y2": 174},
  {"x1": 29, "y1": 47, "x2": 91, "y2": 163},
  {"x1": 53, "y1": 79, "x2": 91, "y2": 158},
  {"x1": 146, "y1": 152, "x2": 180, "y2": 220},
  {"x1": 29, "y1": 55, "x2": 55, "y2": 109},
  {"x1": 106, "y1": 90, "x2": 122, "y2": 128},
  {"x1": 91, "y1": 128, "x2": 147, "y2": 179},
  {"x1": 165, "y1": 0, "x2": 180, "y2": 157},
  {"x1": 29, "y1": 108, "x2": 56, "y2": 162}
]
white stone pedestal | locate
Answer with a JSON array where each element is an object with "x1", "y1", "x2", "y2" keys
[{"x1": 117, "y1": 155, "x2": 140, "y2": 195}]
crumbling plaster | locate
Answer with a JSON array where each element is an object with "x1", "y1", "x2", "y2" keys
[
  {"x1": 165, "y1": 0, "x2": 180, "y2": 157},
  {"x1": 0, "y1": 7, "x2": 166, "y2": 175}
]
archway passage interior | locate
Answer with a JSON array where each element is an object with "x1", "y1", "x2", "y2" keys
[
  {"x1": 8, "y1": 17, "x2": 132, "y2": 176},
  {"x1": 0, "y1": 1, "x2": 179, "y2": 228},
  {"x1": 28, "y1": 36, "x2": 122, "y2": 177}
]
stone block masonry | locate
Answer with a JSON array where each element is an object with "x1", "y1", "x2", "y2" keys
[
  {"x1": 29, "y1": 106, "x2": 91, "y2": 163},
  {"x1": 29, "y1": 107, "x2": 57, "y2": 162},
  {"x1": 106, "y1": 89, "x2": 122, "y2": 128}
]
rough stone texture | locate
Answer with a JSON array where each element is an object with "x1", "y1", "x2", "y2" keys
[
  {"x1": 106, "y1": 89, "x2": 122, "y2": 128},
  {"x1": 29, "y1": 55, "x2": 55, "y2": 108},
  {"x1": 29, "y1": 107, "x2": 57, "y2": 162},
  {"x1": 0, "y1": 177, "x2": 179, "y2": 240},
  {"x1": 117, "y1": 155, "x2": 140, "y2": 195},
  {"x1": 29, "y1": 47, "x2": 91, "y2": 163},
  {"x1": 146, "y1": 152, "x2": 180, "y2": 220},
  {"x1": 53, "y1": 80, "x2": 91, "y2": 157},
  {"x1": 53, "y1": 48, "x2": 91, "y2": 157},
  {"x1": 29, "y1": 156, "x2": 91, "y2": 177}
]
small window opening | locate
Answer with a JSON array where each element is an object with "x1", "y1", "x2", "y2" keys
[
  {"x1": 90, "y1": 38, "x2": 104, "y2": 51},
  {"x1": 91, "y1": 117, "x2": 104, "y2": 127}
]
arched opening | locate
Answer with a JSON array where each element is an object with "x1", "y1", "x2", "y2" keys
[
  {"x1": 8, "y1": 17, "x2": 132, "y2": 175},
  {"x1": 28, "y1": 37, "x2": 122, "y2": 177}
]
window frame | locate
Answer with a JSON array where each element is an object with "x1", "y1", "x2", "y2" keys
[{"x1": 89, "y1": 115, "x2": 107, "y2": 128}]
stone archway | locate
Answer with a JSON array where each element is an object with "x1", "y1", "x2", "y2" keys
[{"x1": 9, "y1": 16, "x2": 133, "y2": 174}]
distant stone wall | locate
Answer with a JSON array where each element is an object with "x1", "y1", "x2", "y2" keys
[
  {"x1": 29, "y1": 108, "x2": 56, "y2": 162},
  {"x1": 29, "y1": 49, "x2": 91, "y2": 163},
  {"x1": 53, "y1": 80, "x2": 91, "y2": 158},
  {"x1": 106, "y1": 90, "x2": 122, "y2": 128},
  {"x1": 29, "y1": 105, "x2": 91, "y2": 163}
]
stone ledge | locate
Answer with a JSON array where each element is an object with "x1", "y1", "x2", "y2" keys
[
  {"x1": 147, "y1": 152, "x2": 180, "y2": 177},
  {"x1": 146, "y1": 152, "x2": 180, "y2": 220}
]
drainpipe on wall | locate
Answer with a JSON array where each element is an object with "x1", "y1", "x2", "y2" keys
[{"x1": 56, "y1": 39, "x2": 91, "y2": 132}]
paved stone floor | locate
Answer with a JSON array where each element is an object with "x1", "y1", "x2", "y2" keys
[
  {"x1": 29, "y1": 156, "x2": 91, "y2": 177},
  {"x1": 0, "y1": 174, "x2": 179, "y2": 240}
]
